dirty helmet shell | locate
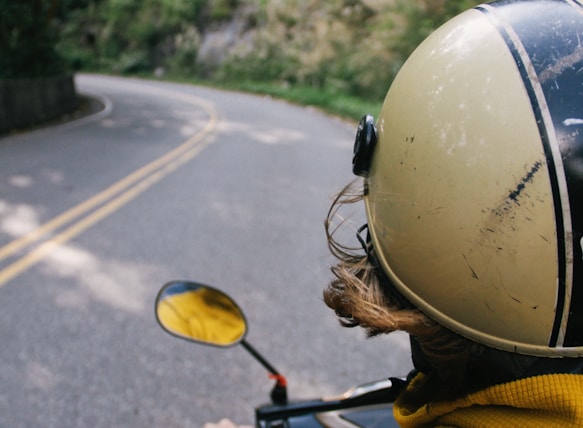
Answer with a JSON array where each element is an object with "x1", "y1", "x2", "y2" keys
[{"x1": 355, "y1": 0, "x2": 583, "y2": 357}]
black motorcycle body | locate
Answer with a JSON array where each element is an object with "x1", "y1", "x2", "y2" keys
[{"x1": 254, "y1": 378, "x2": 400, "y2": 427}]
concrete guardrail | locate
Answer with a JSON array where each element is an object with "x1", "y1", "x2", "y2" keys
[{"x1": 0, "y1": 74, "x2": 78, "y2": 134}]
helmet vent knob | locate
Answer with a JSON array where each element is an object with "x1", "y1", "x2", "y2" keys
[{"x1": 352, "y1": 114, "x2": 377, "y2": 177}]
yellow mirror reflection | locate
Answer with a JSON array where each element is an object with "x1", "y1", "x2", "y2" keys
[{"x1": 156, "y1": 282, "x2": 247, "y2": 347}]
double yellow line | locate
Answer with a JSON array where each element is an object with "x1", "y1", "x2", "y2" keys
[{"x1": 0, "y1": 88, "x2": 219, "y2": 287}]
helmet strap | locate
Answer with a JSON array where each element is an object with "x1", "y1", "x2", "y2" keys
[{"x1": 356, "y1": 224, "x2": 414, "y2": 310}]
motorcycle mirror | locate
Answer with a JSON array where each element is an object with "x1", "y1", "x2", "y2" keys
[{"x1": 155, "y1": 280, "x2": 247, "y2": 347}]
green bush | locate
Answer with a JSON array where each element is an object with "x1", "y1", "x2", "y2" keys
[
  {"x1": 0, "y1": 0, "x2": 67, "y2": 78},
  {"x1": 56, "y1": 0, "x2": 208, "y2": 73},
  {"x1": 209, "y1": 0, "x2": 239, "y2": 21}
]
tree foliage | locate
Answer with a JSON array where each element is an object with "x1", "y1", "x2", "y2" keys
[
  {"x1": 0, "y1": 0, "x2": 66, "y2": 78},
  {"x1": 2, "y1": 0, "x2": 483, "y2": 98}
]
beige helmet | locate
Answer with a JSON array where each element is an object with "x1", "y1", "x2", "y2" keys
[{"x1": 352, "y1": 0, "x2": 583, "y2": 357}]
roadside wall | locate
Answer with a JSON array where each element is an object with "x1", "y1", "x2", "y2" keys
[{"x1": 0, "y1": 74, "x2": 78, "y2": 134}]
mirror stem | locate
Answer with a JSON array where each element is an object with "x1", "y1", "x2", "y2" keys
[
  {"x1": 241, "y1": 339, "x2": 280, "y2": 375},
  {"x1": 241, "y1": 339, "x2": 288, "y2": 405}
]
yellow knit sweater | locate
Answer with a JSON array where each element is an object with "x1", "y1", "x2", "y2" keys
[{"x1": 393, "y1": 373, "x2": 583, "y2": 427}]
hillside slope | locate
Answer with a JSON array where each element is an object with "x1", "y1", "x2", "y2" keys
[{"x1": 58, "y1": 0, "x2": 481, "y2": 101}]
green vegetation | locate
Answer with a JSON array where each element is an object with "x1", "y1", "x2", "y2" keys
[
  {"x1": 208, "y1": 79, "x2": 385, "y2": 121},
  {"x1": 1, "y1": 0, "x2": 482, "y2": 120},
  {"x1": 0, "y1": 0, "x2": 67, "y2": 78}
]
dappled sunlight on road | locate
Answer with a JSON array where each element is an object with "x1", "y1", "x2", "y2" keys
[
  {"x1": 0, "y1": 197, "x2": 154, "y2": 315},
  {"x1": 25, "y1": 361, "x2": 57, "y2": 392},
  {"x1": 0, "y1": 171, "x2": 67, "y2": 238},
  {"x1": 43, "y1": 243, "x2": 152, "y2": 314},
  {"x1": 218, "y1": 120, "x2": 305, "y2": 145},
  {"x1": 0, "y1": 201, "x2": 40, "y2": 237},
  {"x1": 8, "y1": 175, "x2": 34, "y2": 188},
  {"x1": 100, "y1": 117, "x2": 133, "y2": 129}
]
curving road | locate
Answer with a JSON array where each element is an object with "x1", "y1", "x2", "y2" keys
[{"x1": 0, "y1": 74, "x2": 411, "y2": 427}]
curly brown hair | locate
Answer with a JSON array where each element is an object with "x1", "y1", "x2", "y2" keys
[{"x1": 324, "y1": 181, "x2": 456, "y2": 339}]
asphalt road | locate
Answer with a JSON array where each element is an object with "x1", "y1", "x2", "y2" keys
[{"x1": 0, "y1": 74, "x2": 412, "y2": 427}]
